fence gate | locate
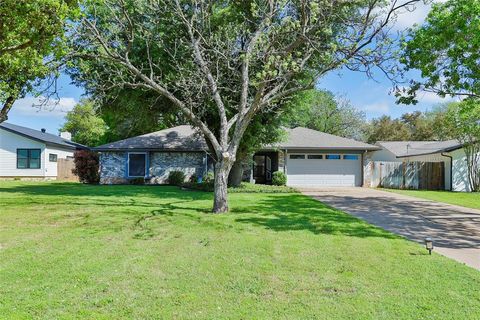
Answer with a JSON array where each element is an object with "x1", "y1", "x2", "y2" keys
[
  {"x1": 57, "y1": 158, "x2": 79, "y2": 182},
  {"x1": 372, "y1": 161, "x2": 444, "y2": 190}
]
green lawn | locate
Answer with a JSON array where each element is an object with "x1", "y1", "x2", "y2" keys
[
  {"x1": 385, "y1": 189, "x2": 480, "y2": 210},
  {"x1": 1, "y1": 182, "x2": 479, "y2": 319}
]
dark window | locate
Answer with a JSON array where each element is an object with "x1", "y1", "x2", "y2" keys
[
  {"x1": 17, "y1": 149, "x2": 41, "y2": 169},
  {"x1": 326, "y1": 154, "x2": 341, "y2": 160},
  {"x1": 343, "y1": 154, "x2": 359, "y2": 160},
  {"x1": 49, "y1": 154, "x2": 58, "y2": 162},
  {"x1": 128, "y1": 153, "x2": 146, "y2": 177},
  {"x1": 307, "y1": 155, "x2": 323, "y2": 160},
  {"x1": 289, "y1": 154, "x2": 305, "y2": 159}
]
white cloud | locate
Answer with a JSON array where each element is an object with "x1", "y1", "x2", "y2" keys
[
  {"x1": 392, "y1": 0, "x2": 447, "y2": 30},
  {"x1": 11, "y1": 96, "x2": 77, "y2": 117},
  {"x1": 416, "y1": 91, "x2": 455, "y2": 104},
  {"x1": 361, "y1": 101, "x2": 390, "y2": 114}
]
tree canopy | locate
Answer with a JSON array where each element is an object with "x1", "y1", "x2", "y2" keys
[
  {"x1": 398, "y1": 0, "x2": 480, "y2": 103},
  {"x1": 0, "y1": 0, "x2": 76, "y2": 122},
  {"x1": 60, "y1": 99, "x2": 108, "y2": 147},
  {"x1": 285, "y1": 90, "x2": 367, "y2": 141}
]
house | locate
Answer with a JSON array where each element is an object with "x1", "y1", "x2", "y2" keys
[
  {"x1": 365, "y1": 140, "x2": 471, "y2": 191},
  {"x1": 0, "y1": 122, "x2": 84, "y2": 180},
  {"x1": 94, "y1": 125, "x2": 380, "y2": 187}
]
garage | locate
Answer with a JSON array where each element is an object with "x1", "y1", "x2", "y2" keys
[{"x1": 286, "y1": 153, "x2": 362, "y2": 187}]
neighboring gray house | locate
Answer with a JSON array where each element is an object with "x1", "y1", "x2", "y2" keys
[
  {"x1": 365, "y1": 140, "x2": 471, "y2": 191},
  {"x1": 94, "y1": 125, "x2": 380, "y2": 187},
  {"x1": 0, "y1": 122, "x2": 84, "y2": 180}
]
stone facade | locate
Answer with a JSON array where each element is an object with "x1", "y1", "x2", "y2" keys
[
  {"x1": 99, "y1": 152, "x2": 128, "y2": 184},
  {"x1": 149, "y1": 152, "x2": 206, "y2": 184},
  {"x1": 99, "y1": 151, "x2": 207, "y2": 184}
]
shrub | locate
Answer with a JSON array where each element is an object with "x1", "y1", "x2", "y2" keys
[
  {"x1": 189, "y1": 174, "x2": 198, "y2": 183},
  {"x1": 73, "y1": 150, "x2": 100, "y2": 184},
  {"x1": 272, "y1": 171, "x2": 287, "y2": 186},
  {"x1": 168, "y1": 170, "x2": 186, "y2": 186},
  {"x1": 204, "y1": 171, "x2": 214, "y2": 183}
]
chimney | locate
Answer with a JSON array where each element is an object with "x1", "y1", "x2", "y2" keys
[
  {"x1": 60, "y1": 131, "x2": 72, "y2": 140},
  {"x1": 41, "y1": 128, "x2": 46, "y2": 133}
]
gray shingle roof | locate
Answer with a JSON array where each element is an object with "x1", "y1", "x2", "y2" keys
[
  {"x1": 270, "y1": 127, "x2": 379, "y2": 150},
  {"x1": 376, "y1": 140, "x2": 463, "y2": 158},
  {"x1": 94, "y1": 125, "x2": 208, "y2": 151},
  {"x1": 0, "y1": 122, "x2": 85, "y2": 150},
  {"x1": 95, "y1": 125, "x2": 379, "y2": 152}
]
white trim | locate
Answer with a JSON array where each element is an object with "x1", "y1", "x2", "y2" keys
[{"x1": 127, "y1": 152, "x2": 147, "y2": 178}]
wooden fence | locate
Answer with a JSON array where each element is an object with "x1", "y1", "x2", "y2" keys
[
  {"x1": 371, "y1": 161, "x2": 445, "y2": 190},
  {"x1": 57, "y1": 158, "x2": 79, "y2": 182}
]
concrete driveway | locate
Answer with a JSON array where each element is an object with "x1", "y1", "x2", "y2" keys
[{"x1": 301, "y1": 187, "x2": 480, "y2": 270}]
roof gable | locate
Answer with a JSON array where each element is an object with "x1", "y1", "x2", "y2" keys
[
  {"x1": 271, "y1": 127, "x2": 379, "y2": 150},
  {"x1": 95, "y1": 125, "x2": 378, "y2": 152},
  {"x1": 376, "y1": 140, "x2": 463, "y2": 157},
  {"x1": 94, "y1": 125, "x2": 208, "y2": 151},
  {"x1": 0, "y1": 122, "x2": 85, "y2": 150}
]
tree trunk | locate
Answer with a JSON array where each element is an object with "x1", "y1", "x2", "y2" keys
[
  {"x1": 213, "y1": 158, "x2": 233, "y2": 213},
  {"x1": 228, "y1": 158, "x2": 244, "y2": 187}
]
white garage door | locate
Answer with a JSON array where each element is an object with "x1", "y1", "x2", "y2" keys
[{"x1": 287, "y1": 153, "x2": 362, "y2": 187}]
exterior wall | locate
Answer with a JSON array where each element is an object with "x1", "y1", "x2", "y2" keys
[
  {"x1": 99, "y1": 151, "x2": 207, "y2": 184},
  {"x1": 368, "y1": 149, "x2": 451, "y2": 190},
  {"x1": 0, "y1": 128, "x2": 46, "y2": 177},
  {"x1": 149, "y1": 152, "x2": 205, "y2": 184},
  {"x1": 99, "y1": 152, "x2": 128, "y2": 184},
  {"x1": 44, "y1": 146, "x2": 74, "y2": 177},
  {"x1": 450, "y1": 148, "x2": 470, "y2": 192}
]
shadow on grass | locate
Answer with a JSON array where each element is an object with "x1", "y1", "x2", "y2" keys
[
  {"x1": 0, "y1": 182, "x2": 397, "y2": 240},
  {"x1": 0, "y1": 182, "x2": 212, "y2": 202},
  {"x1": 232, "y1": 194, "x2": 398, "y2": 239}
]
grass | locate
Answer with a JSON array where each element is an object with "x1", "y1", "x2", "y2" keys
[
  {"x1": 0, "y1": 181, "x2": 479, "y2": 319},
  {"x1": 184, "y1": 181, "x2": 298, "y2": 193},
  {"x1": 384, "y1": 189, "x2": 480, "y2": 210}
]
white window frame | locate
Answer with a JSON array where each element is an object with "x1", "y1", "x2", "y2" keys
[
  {"x1": 325, "y1": 154, "x2": 341, "y2": 160},
  {"x1": 127, "y1": 152, "x2": 147, "y2": 178},
  {"x1": 289, "y1": 154, "x2": 306, "y2": 160},
  {"x1": 307, "y1": 154, "x2": 324, "y2": 160},
  {"x1": 343, "y1": 154, "x2": 359, "y2": 160}
]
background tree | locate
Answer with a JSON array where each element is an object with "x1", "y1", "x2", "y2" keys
[
  {"x1": 70, "y1": 0, "x2": 421, "y2": 213},
  {"x1": 365, "y1": 115, "x2": 411, "y2": 143},
  {"x1": 398, "y1": 0, "x2": 480, "y2": 103},
  {"x1": 446, "y1": 101, "x2": 480, "y2": 192},
  {"x1": 60, "y1": 99, "x2": 108, "y2": 147},
  {"x1": 0, "y1": 0, "x2": 76, "y2": 123},
  {"x1": 285, "y1": 89, "x2": 367, "y2": 141}
]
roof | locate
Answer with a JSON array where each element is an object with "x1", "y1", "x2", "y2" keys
[
  {"x1": 94, "y1": 125, "x2": 208, "y2": 152},
  {"x1": 376, "y1": 140, "x2": 463, "y2": 158},
  {"x1": 0, "y1": 122, "x2": 86, "y2": 150},
  {"x1": 95, "y1": 125, "x2": 379, "y2": 152},
  {"x1": 269, "y1": 127, "x2": 379, "y2": 150}
]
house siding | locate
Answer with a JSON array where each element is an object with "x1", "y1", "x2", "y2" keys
[
  {"x1": 450, "y1": 148, "x2": 470, "y2": 192},
  {"x1": 149, "y1": 152, "x2": 205, "y2": 184},
  {"x1": 99, "y1": 151, "x2": 206, "y2": 184}
]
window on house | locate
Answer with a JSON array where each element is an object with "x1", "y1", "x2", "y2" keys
[
  {"x1": 128, "y1": 153, "x2": 146, "y2": 177},
  {"x1": 343, "y1": 154, "x2": 359, "y2": 160},
  {"x1": 17, "y1": 149, "x2": 41, "y2": 169},
  {"x1": 49, "y1": 154, "x2": 58, "y2": 162},
  {"x1": 307, "y1": 155, "x2": 323, "y2": 160},
  {"x1": 289, "y1": 154, "x2": 305, "y2": 159},
  {"x1": 325, "y1": 154, "x2": 341, "y2": 160}
]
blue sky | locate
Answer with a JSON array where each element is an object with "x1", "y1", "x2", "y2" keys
[{"x1": 6, "y1": 1, "x2": 454, "y2": 135}]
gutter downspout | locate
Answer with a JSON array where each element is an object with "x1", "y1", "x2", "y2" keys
[{"x1": 441, "y1": 152, "x2": 453, "y2": 191}]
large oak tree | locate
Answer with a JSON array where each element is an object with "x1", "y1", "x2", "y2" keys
[{"x1": 70, "y1": 0, "x2": 421, "y2": 212}]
